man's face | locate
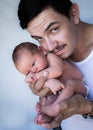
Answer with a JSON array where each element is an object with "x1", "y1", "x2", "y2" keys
[{"x1": 27, "y1": 7, "x2": 79, "y2": 59}]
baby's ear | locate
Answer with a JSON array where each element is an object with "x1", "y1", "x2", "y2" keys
[{"x1": 38, "y1": 46, "x2": 47, "y2": 55}]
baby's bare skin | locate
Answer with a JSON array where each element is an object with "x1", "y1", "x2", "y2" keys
[{"x1": 34, "y1": 60, "x2": 86, "y2": 123}]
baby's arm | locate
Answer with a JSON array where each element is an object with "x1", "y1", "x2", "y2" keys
[
  {"x1": 25, "y1": 53, "x2": 64, "y2": 93},
  {"x1": 54, "y1": 79, "x2": 86, "y2": 104},
  {"x1": 36, "y1": 53, "x2": 63, "y2": 79}
]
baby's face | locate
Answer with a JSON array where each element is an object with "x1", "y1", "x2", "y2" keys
[{"x1": 16, "y1": 50, "x2": 48, "y2": 75}]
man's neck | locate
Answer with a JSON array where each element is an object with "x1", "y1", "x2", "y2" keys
[{"x1": 70, "y1": 21, "x2": 93, "y2": 61}]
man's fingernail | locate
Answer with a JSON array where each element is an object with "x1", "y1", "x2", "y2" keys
[{"x1": 43, "y1": 71, "x2": 48, "y2": 77}]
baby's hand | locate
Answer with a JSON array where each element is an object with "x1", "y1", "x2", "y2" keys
[
  {"x1": 45, "y1": 79, "x2": 65, "y2": 95},
  {"x1": 24, "y1": 72, "x2": 37, "y2": 84}
]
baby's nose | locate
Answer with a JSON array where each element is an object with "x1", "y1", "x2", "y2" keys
[{"x1": 32, "y1": 67, "x2": 38, "y2": 73}]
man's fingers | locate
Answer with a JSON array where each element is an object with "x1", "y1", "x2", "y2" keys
[
  {"x1": 29, "y1": 81, "x2": 50, "y2": 97},
  {"x1": 29, "y1": 82, "x2": 50, "y2": 96},
  {"x1": 35, "y1": 71, "x2": 48, "y2": 90},
  {"x1": 41, "y1": 112, "x2": 64, "y2": 129},
  {"x1": 37, "y1": 87, "x2": 50, "y2": 97}
]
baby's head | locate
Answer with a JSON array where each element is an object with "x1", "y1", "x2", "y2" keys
[{"x1": 12, "y1": 42, "x2": 48, "y2": 75}]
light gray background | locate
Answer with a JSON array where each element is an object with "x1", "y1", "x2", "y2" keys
[{"x1": 0, "y1": 0, "x2": 93, "y2": 130}]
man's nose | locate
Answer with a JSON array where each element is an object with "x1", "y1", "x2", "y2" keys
[{"x1": 46, "y1": 38, "x2": 57, "y2": 51}]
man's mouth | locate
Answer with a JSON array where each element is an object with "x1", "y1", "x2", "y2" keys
[{"x1": 54, "y1": 45, "x2": 66, "y2": 56}]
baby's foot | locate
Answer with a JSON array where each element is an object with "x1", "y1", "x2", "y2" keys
[
  {"x1": 41, "y1": 103, "x2": 61, "y2": 117},
  {"x1": 35, "y1": 102, "x2": 41, "y2": 113},
  {"x1": 34, "y1": 113, "x2": 53, "y2": 125}
]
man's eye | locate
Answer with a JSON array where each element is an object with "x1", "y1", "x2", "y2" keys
[{"x1": 51, "y1": 27, "x2": 58, "y2": 33}]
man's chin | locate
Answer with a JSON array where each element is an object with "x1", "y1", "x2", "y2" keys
[{"x1": 59, "y1": 54, "x2": 67, "y2": 59}]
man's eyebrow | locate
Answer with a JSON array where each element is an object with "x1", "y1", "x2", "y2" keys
[
  {"x1": 45, "y1": 22, "x2": 59, "y2": 31},
  {"x1": 31, "y1": 22, "x2": 60, "y2": 38},
  {"x1": 31, "y1": 35, "x2": 42, "y2": 39}
]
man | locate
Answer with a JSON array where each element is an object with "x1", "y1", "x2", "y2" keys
[{"x1": 18, "y1": 0, "x2": 93, "y2": 130}]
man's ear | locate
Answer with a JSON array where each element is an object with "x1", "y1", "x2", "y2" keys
[
  {"x1": 38, "y1": 46, "x2": 47, "y2": 55},
  {"x1": 70, "y1": 3, "x2": 80, "y2": 24}
]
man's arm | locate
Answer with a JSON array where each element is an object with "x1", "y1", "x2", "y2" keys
[
  {"x1": 29, "y1": 71, "x2": 51, "y2": 96},
  {"x1": 40, "y1": 94, "x2": 93, "y2": 128}
]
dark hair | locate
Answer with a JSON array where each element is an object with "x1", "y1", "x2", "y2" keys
[
  {"x1": 12, "y1": 42, "x2": 38, "y2": 65},
  {"x1": 18, "y1": 0, "x2": 72, "y2": 29}
]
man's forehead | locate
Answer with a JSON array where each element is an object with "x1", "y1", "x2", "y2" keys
[{"x1": 27, "y1": 8, "x2": 61, "y2": 34}]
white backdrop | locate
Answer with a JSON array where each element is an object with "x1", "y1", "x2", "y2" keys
[{"x1": 0, "y1": 0, "x2": 93, "y2": 130}]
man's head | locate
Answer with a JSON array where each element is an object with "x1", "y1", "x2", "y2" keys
[
  {"x1": 18, "y1": 0, "x2": 80, "y2": 59},
  {"x1": 18, "y1": 0, "x2": 72, "y2": 29}
]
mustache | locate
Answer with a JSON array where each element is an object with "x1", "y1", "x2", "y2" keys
[
  {"x1": 54, "y1": 44, "x2": 66, "y2": 53},
  {"x1": 47, "y1": 44, "x2": 66, "y2": 54}
]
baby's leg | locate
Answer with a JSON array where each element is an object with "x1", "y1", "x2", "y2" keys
[
  {"x1": 37, "y1": 100, "x2": 61, "y2": 117},
  {"x1": 36, "y1": 94, "x2": 59, "y2": 113},
  {"x1": 38, "y1": 79, "x2": 85, "y2": 117},
  {"x1": 36, "y1": 94, "x2": 61, "y2": 117},
  {"x1": 36, "y1": 80, "x2": 73, "y2": 117},
  {"x1": 35, "y1": 95, "x2": 58, "y2": 124}
]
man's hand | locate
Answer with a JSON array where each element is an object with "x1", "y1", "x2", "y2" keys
[
  {"x1": 40, "y1": 94, "x2": 93, "y2": 128},
  {"x1": 25, "y1": 72, "x2": 37, "y2": 84},
  {"x1": 29, "y1": 71, "x2": 50, "y2": 97}
]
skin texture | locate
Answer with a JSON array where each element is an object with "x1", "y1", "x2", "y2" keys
[
  {"x1": 41, "y1": 94, "x2": 93, "y2": 128},
  {"x1": 13, "y1": 42, "x2": 86, "y2": 125},
  {"x1": 19, "y1": 2, "x2": 93, "y2": 129}
]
